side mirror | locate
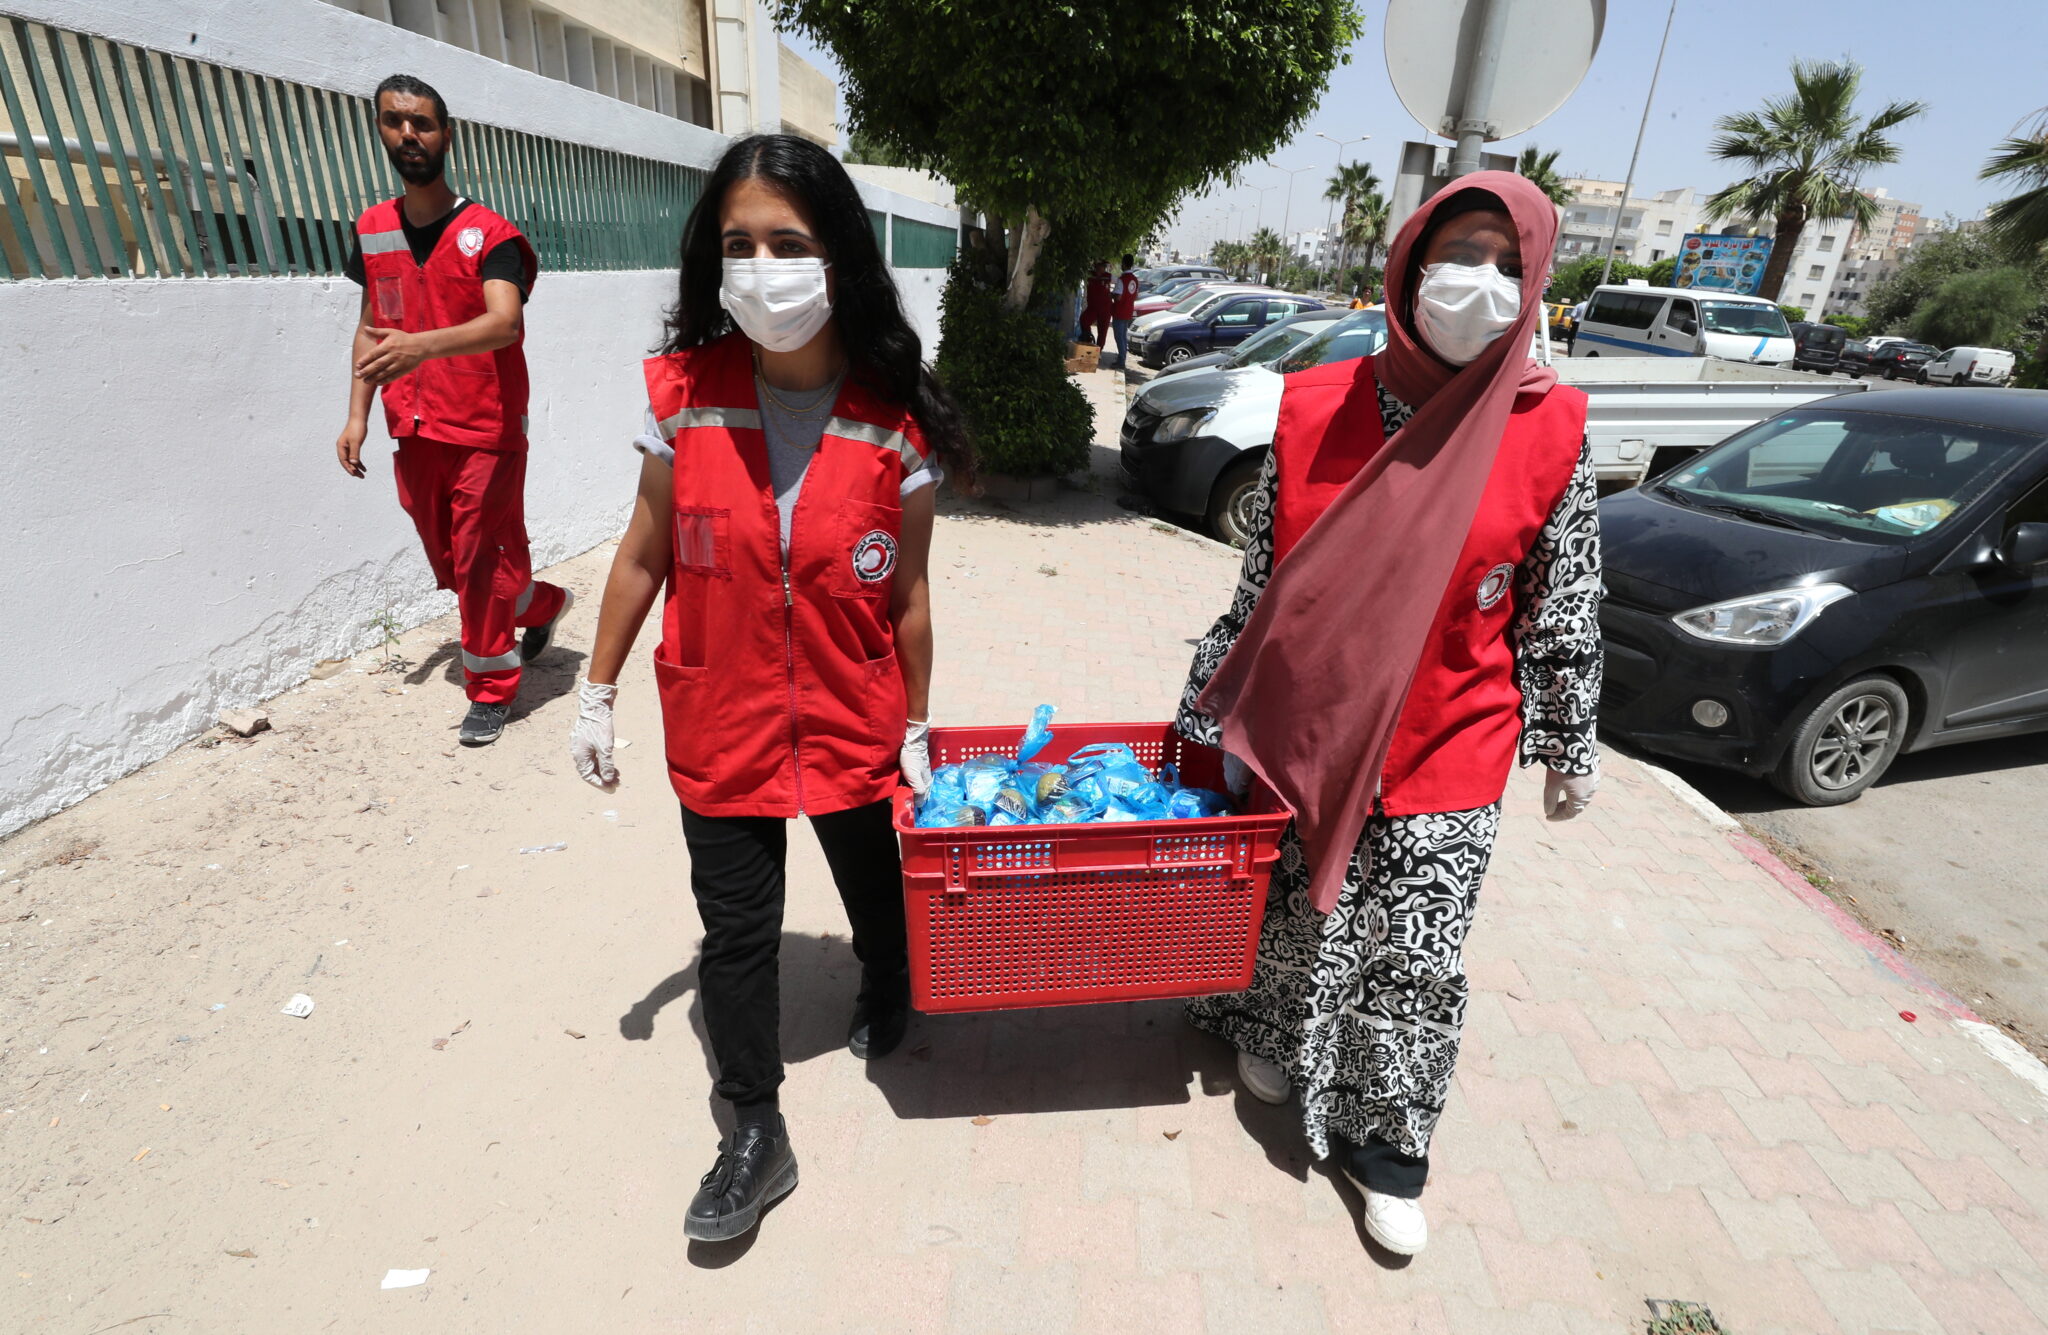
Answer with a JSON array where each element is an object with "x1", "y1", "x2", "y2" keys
[{"x1": 2002, "y1": 522, "x2": 2048, "y2": 568}]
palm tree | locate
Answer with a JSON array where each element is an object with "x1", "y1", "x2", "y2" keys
[
  {"x1": 1701, "y1": 58, "x2": 1927, "y2": 301},
  {"x1": 1324, "y1": 161, "x2": 1381, "y2": 290},
  {"x1": 1982, "y1": 111, "x2": 2048, "y2": 259},
  {"x1": 1516, "y1": 146, "x2": 1573, "y2": 208},
  {"x1": 1247, "y1": 227, "x2": 1287, "y2": 282},
  {"x1": 1339, "y1": 192, "x2": 1389, "y2": 297}
]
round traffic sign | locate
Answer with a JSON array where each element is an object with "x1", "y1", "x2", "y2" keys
[{"x1": 1385, "y1": 0, "x2": 1605, "y2": 143}]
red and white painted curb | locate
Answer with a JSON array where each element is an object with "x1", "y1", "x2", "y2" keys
[{"x1": 1621, "y1": 750, "x2": 2048, "y2": 1107}]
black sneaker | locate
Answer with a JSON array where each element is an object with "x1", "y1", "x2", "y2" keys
[
  {"x1": 519, "y1": 588, "x2": 574, "y2": 664},
  {"x1": 458, "y1": 701, "x2": 510, "y2": 747},
  {"x1": 848, "y1": 968, "x2": 911, "y2": 1060},
  {"x1": 684, "y1": 1118, "x2": 797, "y2": 1243}
]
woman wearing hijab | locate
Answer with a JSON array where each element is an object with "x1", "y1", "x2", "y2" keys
[
  {"x1": 568, "y1": 134, "x2": 970, "y2": 1243},
  {"x1": 1177, "y1": 174, "x2": 1603, "y2": 1256}
]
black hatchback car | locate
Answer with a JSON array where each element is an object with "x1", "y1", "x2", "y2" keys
[{"x1": 1599, "y1": 388, "x2": 2048, "y2": 804}]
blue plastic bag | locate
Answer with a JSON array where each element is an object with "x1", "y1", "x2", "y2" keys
[{"x1": 1016, "y1": 704, "x2": 1056, "y2": 763}]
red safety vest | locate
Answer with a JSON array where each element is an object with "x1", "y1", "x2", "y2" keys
[
  {"x1": 1113, "y1": 273, "x2": 1140, "y2": 321},
  {"x1": 1270, "y1": 355, "x2": 1585, "y2": 816},
  {"x1": 643, "y1": 334, "x2": 929, "y2": 818},
  {"x1": 354, "y1": 198, "x2": 537, "y2": 449}
]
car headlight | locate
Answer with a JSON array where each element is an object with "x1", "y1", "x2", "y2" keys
[
  {"x1": 1153, "y1": 408, "x2": 1217, "y2": 443},
  {"x1": 1671, "y1": 583, "x2": 1852, "y2": 646}
]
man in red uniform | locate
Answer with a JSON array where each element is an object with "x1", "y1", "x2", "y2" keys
[
  {"x1": 333, "y1": 74, "x2": 570, "y2": 747},
  {"x1": 1108, "y1": 252, "x2": 1141, "y2": 369},
  {"x1": 1082, "y1": 257, "x2": 1113, "y2": 353}
]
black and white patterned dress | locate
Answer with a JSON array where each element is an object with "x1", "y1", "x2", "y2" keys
[{"x1": 1180, "y1": 378, "x2": 1602, "y2": 1170}]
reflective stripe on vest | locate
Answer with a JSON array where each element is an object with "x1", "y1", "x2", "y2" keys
[
  {"x1": 827, "y1": 416, "x2": 925, "y2": 469},
  {"x1": 514, "y1": 581, "x2": 536, "y2": 617},
  {"x1": 656, "y1": 406, "x2": 922, "y2": 469},
  {"x1": 463, "y1": 647, "x2": 521, "y2": 673},
  {"x1": 658, "y1": 405, "x2": 763, "y2": 437},
  {"x1": 358, "y1": 229, "x2": 408, "y2": 255}
]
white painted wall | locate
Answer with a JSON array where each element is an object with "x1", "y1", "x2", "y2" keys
[{"x1": 0, "y1": 0, "x2": 958, "y2": 835}]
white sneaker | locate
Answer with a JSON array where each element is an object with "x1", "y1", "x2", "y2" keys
[
  {"x1": 1344, "y1": 1170, "x2": 1428, "y2": 1255},
  {"x1": 1235, "y1": 1050, "x2": 1292, "y2": 1105}
]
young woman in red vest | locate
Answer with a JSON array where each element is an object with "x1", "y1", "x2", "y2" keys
[
  {"x1": 1179, "y1": 174, "x2": 1602, "y2": 1257},
  {"x1": 568, "y1": 135, "x2": 970, "y2": 1244}
]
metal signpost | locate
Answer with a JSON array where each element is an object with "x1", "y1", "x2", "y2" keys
[{"x1": 1383, "y1": 0, "x2": 1606, "y2": 235}]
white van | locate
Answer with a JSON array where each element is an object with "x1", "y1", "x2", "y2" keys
[
  {"x1": 1569, "y1": 284, "x2": 1795, "y2": 366},
  {"x1": 1919, "y1": 346, "x2": 2016, "y2": 387}
]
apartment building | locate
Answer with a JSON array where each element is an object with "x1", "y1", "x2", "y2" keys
[
  {"x1": 319, "y1": 0, "x2": 837, "y2": 147},
  {"x1": 1554, "y1": 179, "x2": 1702, "y2": 266},
  {"x1": 1827, "y1": 189, "x2": 1924, "y2": 319}
]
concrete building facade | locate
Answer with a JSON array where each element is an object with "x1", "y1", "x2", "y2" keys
[
  {"x1": 316, "y1": 0, "x2": 837, "y2": 147},
  {"x1": 1554, "y1": 179, "x2": 1702, "y2": 267}
]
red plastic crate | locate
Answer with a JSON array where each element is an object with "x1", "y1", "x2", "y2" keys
[{"x1": 893, "y1": 721, "x2": 1292, "y2": 1014}]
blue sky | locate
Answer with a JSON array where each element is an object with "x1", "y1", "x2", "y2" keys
[{"x1": 779, "y1": 2, "x2": 2048, "y2": 253}]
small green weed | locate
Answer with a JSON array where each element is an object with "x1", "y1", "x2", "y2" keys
[{"x1": 1645, "y1": 1300, "x2": 1727, "y2": 1334}]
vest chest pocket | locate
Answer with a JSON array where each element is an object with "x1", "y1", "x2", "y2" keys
[
  {"x1": 674, "y1": 507, "x2": 732, "y2": 579},
  {"x1": 834, "y1": 500, "x2": 902, "y2": 601}
]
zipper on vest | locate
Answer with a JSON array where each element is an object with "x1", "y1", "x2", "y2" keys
[{"x1": 779, "y1": 546, "x2": 806, "y2": 814}]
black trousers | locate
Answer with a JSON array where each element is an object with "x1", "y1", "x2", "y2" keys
[{"x1": 679, "y1": 800, "x2": 908, "y2": 1109}]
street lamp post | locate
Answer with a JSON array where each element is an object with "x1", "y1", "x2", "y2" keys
[
  {"x1": 1315, "y1": 131, "x2": 1370, "y2": 293},
  {"x1": 1267, "y1": 159, "x2": 1317, "y2": 272}
]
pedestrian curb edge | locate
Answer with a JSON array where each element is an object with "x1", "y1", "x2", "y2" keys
[{"x1": 1621, "y1": 751, "x2": 2048, "y2": 1103}]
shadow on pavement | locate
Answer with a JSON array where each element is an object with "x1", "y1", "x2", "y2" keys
[
  {"x1": 397, "y1": 639, "x2": 586, "y2": 723},
  {"x1": 1626, "y1": 730, "x2": 2048, "y2": 817}
]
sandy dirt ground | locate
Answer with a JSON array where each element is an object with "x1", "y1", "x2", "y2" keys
[{"x1": 3, "y1": 460, "x2": 1247, "y2": 1333}]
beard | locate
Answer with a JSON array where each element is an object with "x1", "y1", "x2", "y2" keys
[{"x1": 386, "y1": 141, "x2": 445, "y2": 187}]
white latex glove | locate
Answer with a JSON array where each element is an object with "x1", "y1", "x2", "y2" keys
[
  {"x1": 901, "y1": 719, "x2": 933, "y2": 797},
  {"x1": 1222, "y1": 750, "x2": 1252, "y2": 800},
  {"x1": 571, "y1": 679, "x2": 619, "y2": 788},
  {"x1": 1543, "y1": 764, "x2": 1599, "y2": 821}
]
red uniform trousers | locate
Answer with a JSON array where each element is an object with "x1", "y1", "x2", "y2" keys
[{"x1": 392, "y1": 436, "x2": 567, "y2": 704}]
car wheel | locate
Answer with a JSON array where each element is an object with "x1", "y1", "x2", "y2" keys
[
  {"x1": 1207, "y1": 454, "x2": 1266, "y2": 549},
  {"x1": 1769, "y1": 675, "x2": 1909, "y2": 806},
  {"x1": 1164, "y1": 344, "x2": 1195, "y2": 365},
  {"x1": 1882, "y1": 367, "x2": 1896, "y2": 380}
]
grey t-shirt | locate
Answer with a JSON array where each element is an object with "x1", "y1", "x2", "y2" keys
[{"x1": 634, "y1": 377, "x2": 940, "y2": 552}]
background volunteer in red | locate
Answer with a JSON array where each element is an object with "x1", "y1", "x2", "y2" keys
[
  {"x1": 334, "y1": 73, "x2": 571, "y2": 748},
  {"x1": 1107, "y1": 253, "x2": 1141, "y2": 369},
  {"x1": 1082, "y1": 257, "x2": 1114, "y2": 352},
  {"x1": 568, "y1": 135, "x2": 973, "y2": 1245},
  {"x1": 1176, "y1": 176, "x2": 1604, "y2": 1258}
]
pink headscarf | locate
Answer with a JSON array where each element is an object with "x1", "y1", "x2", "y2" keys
[{"x1": 1197, "y1": 170, "x2": 1563, "y2": 913}]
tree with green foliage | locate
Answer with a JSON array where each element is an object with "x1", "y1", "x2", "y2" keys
[
  {"x1": 1982, "y1": 112, "x2": 2048, "y2": 260},
  {"x1": 842, "y1": 127, "x2": 909, "y2": 168},
  {"x1": 778, "y1": 0, "x2": 1362, "y2": 312},
  {"x1": 1247, "y1": 227, "x2": 1287, "y2": 282},
  {"x1": 1342, "y1": 192, "x2": 1390, "y2": 294},
  {"x1": 931, "y1": 255, "x2": 1093, "y2": 477},
  {"x1": 1323, "y1": 161, "x2": 1380, "y2": 289},
  {"x1": 1516, "y1": 146, "x2": 1573, "y2": 208},
  {"x1": 1908, "y1": 267, "x2": 2038, "y2": 350},
  {"x1": 1646, "y1": 255, "x2": 1678, "y2": 287},
  {"x1": 1547, "y1": 253, "x2": 1649, "y2": 302},
  {"x1": 1701, "y1": 59, "x2": 1926, "y2": 301},
  {"x1": 1778, "y1": 305, "x2": 1807, "y2": 323},
  {"x1": 1823, "y1": 313, "x2": 1870, "y2": 337}
]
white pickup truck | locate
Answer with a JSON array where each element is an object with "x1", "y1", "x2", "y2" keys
[{"x1": 1118, "y1": 310, "x2": 1871, "y2": 545}]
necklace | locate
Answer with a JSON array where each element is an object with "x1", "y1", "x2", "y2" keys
[{"x1": 753, "y1": 350, "x2": 841, "y2": 418}]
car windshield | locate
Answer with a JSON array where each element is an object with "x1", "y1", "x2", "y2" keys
[
  {"x1": 1181, "y1": 291, "x2": 1242, "y2": 320},
  {"x1": 1274, "y1": 309, "x2": 1388, "y2": 373},
  {"x1": 1224, "y1": 316, "x2": 1327, "y2": 367},
  {"x1": 1658, "y1": 409, "x2": 2041, "y2": 541},
  {"x1": 1700, "y1": 301, "x2": 1790, "y2": 338},
  {"x1": 1170, "y1": 288, "x2": 1228, "y2": 314}
]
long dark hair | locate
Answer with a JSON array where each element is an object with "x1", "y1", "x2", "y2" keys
[{"x1": 661, "y1": 134, "x2": 972, "y2": 484}]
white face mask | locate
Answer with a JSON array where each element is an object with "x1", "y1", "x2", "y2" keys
[
  {"x1": 719, "y1": 257, "x2": 834, "y2": 352},
  {"x1": 1413, "y1": 261, "x2": 1522, "y2": 366}
]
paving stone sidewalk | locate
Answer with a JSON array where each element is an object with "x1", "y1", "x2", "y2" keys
[{"x1": 6, "y1": 367, "x2": 2046, "y2": 1333}]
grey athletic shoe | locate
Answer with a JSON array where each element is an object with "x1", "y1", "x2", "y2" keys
[
  {"x1": 459, "y1": 701, "x2": 511, "y2": 747},
  {"x1": 520, "y1": 588, "x2": 574, "y2": 664}
]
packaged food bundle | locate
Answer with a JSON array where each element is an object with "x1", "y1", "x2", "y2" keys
[{"x1": 912, "y1": 706, "x2": 1238, "y2": 829}]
